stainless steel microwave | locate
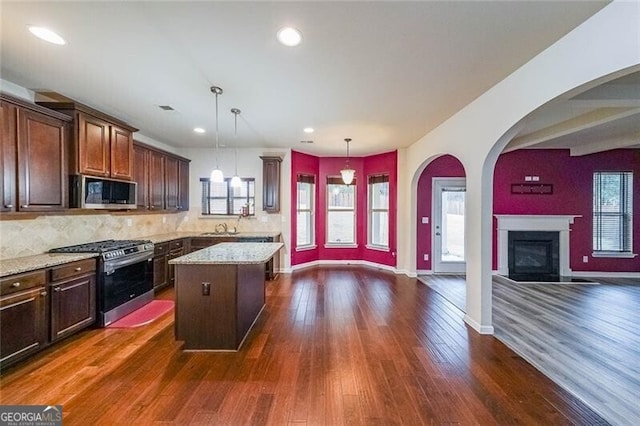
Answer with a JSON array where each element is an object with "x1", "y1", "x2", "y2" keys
[{"x1": 71, "y1": 175, "x2": 137, "y2": 209}]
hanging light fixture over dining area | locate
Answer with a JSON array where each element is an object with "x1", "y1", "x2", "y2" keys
[{"x1": 340, "y1": 138, "x2": 355, "y2": 185}]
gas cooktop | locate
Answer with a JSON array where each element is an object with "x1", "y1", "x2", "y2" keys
[{"x1": 49, "y1": 239, "x2": 153, "y2": 254}]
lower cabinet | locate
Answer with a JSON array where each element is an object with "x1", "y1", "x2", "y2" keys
[
  {"x1": 0, "y1": 279, "x2": 48, "y2": 369},
  {"x1": 0, "y1": 259, "x2": 96, "y2": 370},
  {"x1": 152, "y1": 239, "x2": 186, "y2": 291},
  {"x1": 153, "y1": 242, "x2": 169, "y2": 291},
  {"x1": 50, "y1": 273, "x2": 96, "y2": 342}
]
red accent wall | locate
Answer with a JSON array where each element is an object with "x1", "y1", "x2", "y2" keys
[
  {"x1": 416, "y1": 155, "x2": 466, "y2": 270},
  {"x1": 291, "y1": 150, "x2": 398, "y2": 267},
  {"x1": 493, "y1": 149, "x2": 640, "y2": 273},
  {"x1": 416, "y1": 149, "x2": 640, "y2": 273}
]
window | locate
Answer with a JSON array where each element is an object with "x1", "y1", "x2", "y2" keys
[
  {"x1": 326, "y1": 177, "x2": 356, "y2": 245},
  {"x1": 201, "y1": 177, "x2": 255, "y2": 216},
  {"x1": 593, "y1": 171, "x2": 633, "y2": 255},
  {"x1": 368, "y1": 174, "x2": 389, "y2": 248},
  {"x1": 296, "y1": 174, "x2": 315, "y2": 248}
]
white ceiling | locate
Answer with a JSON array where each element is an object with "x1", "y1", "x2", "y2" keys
[{"x1": 4, "y1": 0, "x2": 632, "y2": 157}]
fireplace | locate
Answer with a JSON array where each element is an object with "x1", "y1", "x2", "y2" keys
[
  {"x1": 495, "y1": 215, "x2": 580, "y2": 279},
  {"x1": 508, "y1": 231, "x2": 559, "y2": 281}
]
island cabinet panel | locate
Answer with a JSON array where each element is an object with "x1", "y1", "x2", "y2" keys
[
  {"x1": 175, "y1": 264, "x2": 239, "y2": 350},
  {"x1": 236, "y1": 263, "x2": 266, "y2": 343}
]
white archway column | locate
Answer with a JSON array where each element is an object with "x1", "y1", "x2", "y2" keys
[{"x1": 462, "y1": 161, "x2": 495, "y2": 333}]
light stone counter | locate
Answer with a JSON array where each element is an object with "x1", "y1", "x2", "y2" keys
[
  {"x1": 0, "y1": 253, "x2": 98, "y2": 277},
  {"x1": 169, "y1": 242, "x2": 283, "y2": 265},
  {"x1": 146, "y1": 231, "x2": 281, "y2": 244}
]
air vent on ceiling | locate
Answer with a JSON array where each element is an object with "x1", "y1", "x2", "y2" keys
[
  {"x1": 300, "y1": 140, "x2": 314, "y2": 144},
  {"x1": 159, "y1": 105, "x2": 175, "y2": 111}
]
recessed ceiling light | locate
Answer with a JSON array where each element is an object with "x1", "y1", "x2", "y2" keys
[
  {"x1": 303, "y1": 127, "x2": 314, "y2": 134},
  {"x1": 193, "y1": 127, "x2": 205, "y2": 134},
  {"x1": 277, "y1": 27, "x2": 302, "y2": 47},
  {"x1": 28, "y1": 26, "x2": 66, "y2": 45}
]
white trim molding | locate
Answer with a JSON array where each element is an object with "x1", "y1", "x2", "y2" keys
[
  {"x1": 289, "y1": 259, "x2": 398, "y2": 274},
  {"x1": 464, "y1": 315, "x2": 494, "y2": 335},
  {"x1": 495, "y1": 215, "x2": 581, "y2": 277}
]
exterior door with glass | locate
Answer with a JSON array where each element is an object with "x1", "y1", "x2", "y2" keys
[{"x1": 433, "y1": 178, "x2": 466, "y2": 273}]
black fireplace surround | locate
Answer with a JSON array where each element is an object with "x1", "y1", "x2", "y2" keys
[{"x1": 508, "y1": 231, "x2": 560, "y2": 281}]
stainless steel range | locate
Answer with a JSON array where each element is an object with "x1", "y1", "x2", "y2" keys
[{"x1": 50, "y1": 239, "x2": 154, "y2": 326}]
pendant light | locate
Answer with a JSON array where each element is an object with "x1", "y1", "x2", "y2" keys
[
  {"x1": 210, "y1": 86, "x2": 224, "y2": 183},
  {"x1": 340, "y1": 138, "x2": 355, "y2": 185},
  {"x1": 230, "y1": 108, "x2": 242, "y2": 188}
]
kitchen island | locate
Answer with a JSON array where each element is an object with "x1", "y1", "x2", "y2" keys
[{"x1": 169, "y1": 242, "x2": 283, "y2": 351}]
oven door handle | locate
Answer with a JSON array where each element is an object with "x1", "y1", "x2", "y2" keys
[{"x1": 104, "y1": 251, "x2": 153, "y2": 275}]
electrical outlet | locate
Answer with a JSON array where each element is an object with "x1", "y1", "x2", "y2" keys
[
  {"x1": 162, "y1": 216, "x2": 166, "y2": 224},
  {"x1": 525, "y1": 176, "x2": 532, "y2": 181},
  {"x1": 126, "y1": 218, "x2": 132, "y2": 227},
  {"x1": 582, "y1": 256, "x2": 589, "y2": 263},
  {"x1": 422, "y1": 217, "x2": 429, "y2": 224},
  {"x1": 532, "y1": 176, "x2": 540, "y2": 181},
  {"x1": 423, "y1": 254, "x2": 429, "y2": 261}
]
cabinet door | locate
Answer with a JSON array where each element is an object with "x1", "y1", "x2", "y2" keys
[
  {"x1": 1, "y1": 101, "x2": 17, "y2": 212},
  {"x1": 165, "y1": 156, "x2": 179, "y2": 211},
  {"x1": 133, "y1": 144, "x2": 149, "y2": 209},
  {"x1": 261, "y1": 156, "x2": 282, "y2": 212},
  {"x1": 50, "y1": 274, "x2": 96, "y2": 342},
  {"x1": 110, "y1": 125, "x2": 133, "y2": 180},
  {"x1": 153, "y1": 255, "x2": 168, "y2": 290},
  {"x1": 0, "y1": 287, "x2": 47, "y2": 368},
  {"x1": 17, "y1": 109, "x2": 68, "y2": 211},
  {"x1": 78, "y1": 112, "x2": 110, "y2": 177},
  {"x1": 149, "y1": 150, "x2": 165, "y2": 210},
  {"x1": 178, "y1": 159, "x2": 189, "y2": 211}
]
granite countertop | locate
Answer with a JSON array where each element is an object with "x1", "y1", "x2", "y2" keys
[
  {"x1": 169, "y1": 242, "x2": 284, "y2": 265},
  {"x1": 147, "y1": 231, "x2": 281, "y2": 244},
  {"x1": 0, "y1": 253, "x2": 98, "y2": 278},
  {"x1": 0, "y1": 231, "x2": 282, "y2": 277}
]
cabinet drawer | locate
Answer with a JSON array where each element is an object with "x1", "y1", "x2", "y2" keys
[
  {"x1": 50, "y1": 258, "x2": 96, "y2": 282},
  {"x1": 154, "y1": 242, "x2": 169, "y2": 256},
  {"x1": 169, "y1": 239, "x2": 184, "y2": 250},
  {"x1": 0, "y1": 270, "x2": 46, "y2": 296}
]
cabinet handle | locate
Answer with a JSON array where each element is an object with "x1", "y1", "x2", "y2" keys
[
  {"x1": 54, "y1": 287, "x2": 61, "y2": 292},
  {"x1": 75, "y1": 267, "x2": 82, "y2": 272},
  {"x1": 4, "y1": 204, "x2": 13, "y2": 208},
  {"x1": 11, "y1": 282, "x2": 20, "y2": 288},
  {"x1": 21, "y1": 205, "x2": 29, "y2": 208}
]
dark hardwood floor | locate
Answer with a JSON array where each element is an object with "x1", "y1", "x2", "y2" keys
[{"x1": 0, "y1": 266, "x2": 608, "y2": 425}]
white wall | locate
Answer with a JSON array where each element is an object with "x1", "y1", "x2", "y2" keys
[
  {"x1": 398, "y1": 0, "x2": 640, "y2": 333},
  {"x1": 176, "y1": 147, "x2": 292, "y2": 271}
]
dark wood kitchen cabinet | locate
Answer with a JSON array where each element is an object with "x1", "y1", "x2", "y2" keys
[
  {"x1": 0, "y1": 270, "x2": 48, "y2": 370},
  {"x1": 260, "y1": 156, "x2": 282, "y2": 212},
  {"x1": 133, "y1": 141, "x2": 190, "y2": 212},
  {"x1": 36, "y1": 101, "x2": 137, "y2": 181},
  {"x1": 167, "y1": 239, "x2": 185, "y2": 286},
  {"x1": 49, "y1": 259, "x2": 96, "y2": 342},
  {"x1": 152, "y1": 242, "x2": 169, "y2": 291},
  {"x1": 1, "y1": 94, "x2": 70, "y2": 213}
]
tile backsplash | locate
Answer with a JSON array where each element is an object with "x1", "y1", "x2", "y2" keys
[
  {"x1": 0, "y1": 213, "x2": 184, "y2": 260},
  {"x1": 0, "y1": 211, "x2": 285, "y2": 260}
]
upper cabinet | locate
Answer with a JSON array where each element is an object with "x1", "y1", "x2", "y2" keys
[
  {"x1": 1, "y1": 94, "x2": 71, "y2": 213},
  {"x1": 133, "y1": 141, "x2": 190, "y2": 212},
  {"x1": 260, "y1": 156, "x2": 282, "y2": 213},
  {"x1": 36, "y1": 101, "x2": 137, "y2": 181}
]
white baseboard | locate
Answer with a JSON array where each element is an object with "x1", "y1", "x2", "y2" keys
[
  {"x1": 289, "y1": 259, "x2": 399, "y2": 274},
  {"x1": 464, "y1": 315, "x2": 494, "y2": 335},
  {"x1": 571, "y1": 271, "x2": 640, "y2": 278}
]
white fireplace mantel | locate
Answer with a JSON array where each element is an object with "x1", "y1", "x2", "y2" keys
[{"x1": 495, "y1": 215, "x2": 582, "y2": 277}]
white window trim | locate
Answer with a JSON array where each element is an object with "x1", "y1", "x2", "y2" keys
[
  {"x1": 366, "y1": 244, "x2": 390, "y2": 252},
  {"x1": 326, "y1": 178, "x2": 357, "y2": 245},
  {"x1": 324, "y1": 243, "x2": 359, "y2": 249},
  {"x1": 295, "y1": 244, "x2": 317, "y2": 252},
  {"x1": 592, "y1": 251, "x2": 637, "y2": 258},
  {"x1": 296, "y1": 177, "x2": 316, "y2": 249},
  {"x1": 367, "y1": 175, "x2": 390, "y2": 249}
]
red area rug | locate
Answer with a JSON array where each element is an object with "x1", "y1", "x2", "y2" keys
[{"x1": 107, "y1": 300, "x2": 174, "y2": 328}]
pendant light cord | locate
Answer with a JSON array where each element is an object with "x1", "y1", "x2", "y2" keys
[{"x1": 215, "y1": 90, "x2": 220, "y2": 169}]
